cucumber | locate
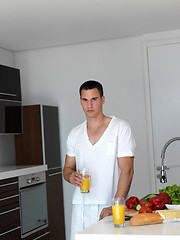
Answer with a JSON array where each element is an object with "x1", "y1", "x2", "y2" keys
[{"x1": 133, "y1": 204, "x2": 142, "y2": 211}]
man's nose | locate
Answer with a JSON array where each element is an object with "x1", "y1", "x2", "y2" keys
[{"x1": 87, "y1": 100, "x2": 93, "y2": 108}]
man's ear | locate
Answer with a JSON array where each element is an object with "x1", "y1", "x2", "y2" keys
[{"x1": 102, "y1": 96, "x2": 105, "y2": 104}]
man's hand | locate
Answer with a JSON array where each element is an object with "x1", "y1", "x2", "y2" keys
[
  {"x1": 63, "y1": 155, "x2": 83, "y2": 187},
  {"x1": 99, "y1": 206, "x2": 112, "y2": 220},
  {"x1": 69, "y1": 171, "x2": 83, "y2": 187}
]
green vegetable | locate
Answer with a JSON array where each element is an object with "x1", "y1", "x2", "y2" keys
[
  {"x1": 159, "y1": 184, "x2": 180, "y2": 205},
  {"x1": 133, "y1": 204, "x2": 142, "y2": 211},
  {"x1": 145, "y1": 194, "x2": 156, "y2": 202}
]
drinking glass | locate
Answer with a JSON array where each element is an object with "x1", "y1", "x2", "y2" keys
[
  {"x1": 112, "y1": 197, "x2": 125, "y2": 227},
  {"x1": 78, "y1": 168, "x2": 90, "y2": 193}
]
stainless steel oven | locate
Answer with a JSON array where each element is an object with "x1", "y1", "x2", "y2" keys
[{"x1": 19, "y1": 171, "x2": 48, "y2": 238}]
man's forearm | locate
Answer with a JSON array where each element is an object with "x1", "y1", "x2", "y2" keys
[
  {"x1": 115, "y1": 168, "x2": 133, "y2": 199},
  {"x1": 63, "y1": 165, "x2": 75, "y2": 183}
]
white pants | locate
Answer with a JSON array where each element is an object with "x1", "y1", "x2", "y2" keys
[{"x1": 71, "y1": 204, "x2": 109, "y2": 240}]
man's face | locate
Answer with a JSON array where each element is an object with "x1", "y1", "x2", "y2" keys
[{"x1": 80, "y1": 88, "x2": 105, "y2": 118}]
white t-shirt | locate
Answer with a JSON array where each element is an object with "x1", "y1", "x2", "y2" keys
[{"x1": 66, "y1": 116, "x2": 136, "y2": 205}]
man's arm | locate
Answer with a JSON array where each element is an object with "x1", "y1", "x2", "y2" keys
[
  {"x1": 63, "y1": 154, "x2": 83, "y2": 187},
  {"x1": 99, "y1": 156, "x2": 134, "y2": 220}
]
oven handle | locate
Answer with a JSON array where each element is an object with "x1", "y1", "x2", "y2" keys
[
  {"x1": 48, "y1": 171, "x2": 62, "y2": 177},
  {"x1": 20, "y1": 182, "x2": 46, "y2": 192}
]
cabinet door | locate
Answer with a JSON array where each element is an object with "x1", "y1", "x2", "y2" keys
[
  {"x1": 0, "y1": 64, "x2": 21, "y2": 101},
  {"x1": 46, "y1": 168, "x2": 66, "y2": 240},
  {"x1": 15, "y1": 105, "x2": 43, "y2": 165}
]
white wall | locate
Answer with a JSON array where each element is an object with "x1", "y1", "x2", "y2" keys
[
  {"x1": 0, "y1": 48, "x2": 16, "y2": 166},
  {"x1": 14, "y1": 36, "x2": 150, "y2": 240}
]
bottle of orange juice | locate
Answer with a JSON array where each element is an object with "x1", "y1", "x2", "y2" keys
[
  {"x1": 112, "y1": 198, "x2": 125, "y2": 227},
  {"x1": 79, "y1": 168, "x2": 90, "y2": 193}
]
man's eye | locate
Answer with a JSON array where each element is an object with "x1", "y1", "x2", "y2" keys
[
  {"x1": 92, "y1": 98, "x2": 97, "y2": 101},
  {"x1": 82, "y1": 99, "x2": 87, "y2": 102}
]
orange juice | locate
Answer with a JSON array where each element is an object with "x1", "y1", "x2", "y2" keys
[
  {"x1": 80, "y1": 177, "x2": 90, "y2": 193},
  {"x1": 112, "y1": 204, "x2": 125, "y2": 226}
]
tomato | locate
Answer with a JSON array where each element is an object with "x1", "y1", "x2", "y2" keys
[
  {"x1": 139, "y1": 207, "x2": 152, "y2": 214},
  {"x1": 144, "y1": 202, "x2": 153, "y2": 209},
  {"x1": 139, "y1": 201, "x2": 148, "y2": 207}
]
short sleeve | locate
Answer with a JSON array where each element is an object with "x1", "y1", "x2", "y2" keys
[
  {"x1": 117, "y1": 120, "x2": 136, "y2": 157},
  {"x1": 66, "y1": 130, "x2": 76, "y2": 157}
]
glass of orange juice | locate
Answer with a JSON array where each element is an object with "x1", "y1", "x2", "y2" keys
[
  {"x1": 112, "y1": 198, "x2": 125, "y2": 227},
  {"x1": 79, "y1": 168, "x2": 90, "y2": 193}
]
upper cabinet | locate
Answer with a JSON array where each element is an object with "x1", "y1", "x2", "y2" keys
[
  {"x1": 0, "y1": 64, "x2": 21, "y2": 101},
  {"x1": 15, "y1": 104, "x2": 61, "y2": 169}
]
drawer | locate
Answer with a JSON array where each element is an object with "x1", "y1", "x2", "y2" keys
[
  {"x1": 0, "y1": 226, "x2": 21, "y2": 240},
  {"x1": 0, "y1": 182, "x2": 18, "y2": 196},
  {"x1": 23, "y1": 227, "x2": 49, "y2": 240},
  {"x1": 0, "y1": 207, "x2": 20, "y2": 230},
  {"x1": 0, "y1": 177, "x2": 18, "y2": 186}
]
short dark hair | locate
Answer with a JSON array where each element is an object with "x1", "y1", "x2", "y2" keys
[{"x1": 79, "y1": 80, "x2": 104, "y2": 97}]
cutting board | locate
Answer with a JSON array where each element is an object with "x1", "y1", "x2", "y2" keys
[{"x1": 125, "y1": 209, "x2": 138, "y2": 217}]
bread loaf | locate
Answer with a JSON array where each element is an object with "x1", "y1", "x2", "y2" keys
[{"x1": 129, "y1": 212, "x2": 164, "y2": 226}]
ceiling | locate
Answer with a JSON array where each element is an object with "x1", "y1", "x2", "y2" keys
[{"x1": 1, "y1": 0, "x2": 180, "y2": 52}]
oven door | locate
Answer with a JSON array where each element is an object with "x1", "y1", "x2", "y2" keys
[{"x1": 20, "y1": 183, "x2": 48, "y2": 236}]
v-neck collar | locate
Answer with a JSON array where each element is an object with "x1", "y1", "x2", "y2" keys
[{"x1": 84, "y1": 116, "x2": 114, "y2": 147}]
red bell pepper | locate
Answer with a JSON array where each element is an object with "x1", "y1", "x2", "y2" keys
[
  {"x1": 158, "y1": 192, "x2": 171, "y2": 204},
  {"x1": 149, "y1": 196, "x2": 165, "y2": 210},
  {"x1": 125, "y1": 196, "x2": 140, "y2": 209}
]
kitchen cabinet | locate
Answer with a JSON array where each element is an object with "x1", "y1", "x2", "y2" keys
[
  {"x1": 15, "y1": 105, "x2": 61, "y2": 169},
  {"x1": 0, "y1": 64, "x2": 21, "y2": 101},
  {"x1": 46, "y1": 168, "x2": 66, "y2": 240},
  {"x1": 15, "y1": 104, "x2": 66, "y2": 240},
  {"x1": 0, "y1": 177, "x2": 21, "y2": 240}
]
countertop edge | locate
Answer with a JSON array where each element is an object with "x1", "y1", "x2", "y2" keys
[{"x1": 0, "y1": 165, "x2": 48, "y2": 180}]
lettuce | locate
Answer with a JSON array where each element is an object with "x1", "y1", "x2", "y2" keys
[{"x1": 159, "y1": 184, "x2": 180, "y2": 205}]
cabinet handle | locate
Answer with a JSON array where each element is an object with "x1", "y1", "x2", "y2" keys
[
  {"x1": 0, "y1": 92, "x2": 17, "y2": 97},
  {"x1": 0, "y1": 194, "x2": 19, "y2": 202},
  {"x1": 0, "y1": 181, "x2": 18, "y2": 188},
  {"x1": 48, "y1": 171, "x2": 62, "y2": 177},
  {"x1": 34, "y1": 231, "x2": 50, "y2": 240},
  {"x1": 0, "y1": 226, "x2": 21, "y2": 237},
  {"x1": 0, "y1": 207, "x2": 20, "y2": 216}
]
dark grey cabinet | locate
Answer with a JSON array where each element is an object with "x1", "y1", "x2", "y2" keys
[
  {"x1": 0, "y1": 177, "x2": 21, "y2": 240},
  {"x1": 0, "y1": 64, "x2": 21, "y2": 101},
  {"x1": 46, "y1": 168, "x2": 66, "y2": 240}
]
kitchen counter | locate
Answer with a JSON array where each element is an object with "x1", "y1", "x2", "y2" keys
[
  {"x1": 75, "y1": 215, "x2": 180, "y2": 240},
  {"x1": 0, "y1": 165, "x2": 47, "y2": 180}
]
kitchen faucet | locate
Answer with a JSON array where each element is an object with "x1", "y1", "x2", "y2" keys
[{"x1": 158, "y1": 137, "x2": 180, "y2": 183}]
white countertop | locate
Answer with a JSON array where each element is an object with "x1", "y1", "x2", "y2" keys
[
  {"x1": 75, "y1": 215, "x2": 180, "y2": 240},
  {"x1": 0, "y1": 165, "x2": 47, "y2": 180}
]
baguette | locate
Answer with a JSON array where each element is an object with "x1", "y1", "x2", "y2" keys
[{"x1": 129, "y1": 213, "x2": 164, "y2": 226}]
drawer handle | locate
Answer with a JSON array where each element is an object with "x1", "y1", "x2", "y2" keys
[
  {"x1": 48, "y1": 171, "x2": 62, "y2": 177},
  {"x1": 0, "y1": 92, "x2": 17, "y2": 97},
  {"x1": 34, "y1": 231, "x2": 50, "y2": 240},
  {"x1": 0, "y1": 226, "x2": 21, "y2": 237},
  {"x1": 0, "y1": 181, "x2": 18, "y2": 188},
  {"x1": 0, "y1": 207, "x2": 20, "y2": 216},
  {"x1": 0, "y1": 194, "x2": 19, "y2": 202}
]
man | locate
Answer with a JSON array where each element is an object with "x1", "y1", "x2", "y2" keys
[{"x1": 63, "y1": 80, "x2": 136, "y2": 240}]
